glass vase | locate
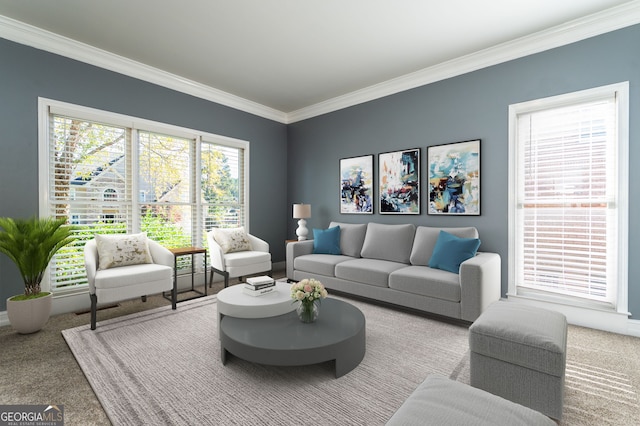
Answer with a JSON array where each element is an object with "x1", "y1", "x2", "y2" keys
[{"x1": 296, "y1": 301, "x2": 319, "y2": 323}]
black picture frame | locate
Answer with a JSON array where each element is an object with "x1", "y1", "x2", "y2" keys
[
  {"x1": 340, "y1": 155, "x2": 374, "y2": 214},
  {"x1": 427, "y1": 139, "x2": 480, "y2": 215},
  {"x1": 378, "y1": 148, "x2": 420, "y2": 214}
]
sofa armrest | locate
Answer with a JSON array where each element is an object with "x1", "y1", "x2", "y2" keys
[
  {"x1": 286, "y1": 240, "x2": 314, "y2": 279},
  {"x1": 459, "y1": 252, "x2": 501, "y2": 322}
]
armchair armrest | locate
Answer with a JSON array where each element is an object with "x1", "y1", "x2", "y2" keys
[
  {"x1": 286, "y1": 240, "x2": 314, "y2": 279},
  {"x1": 83, "y1": 239, "x2": 99, "y2": 294},
  {"x1": 148, "y1": 240, "x2": 174, "y2": 268},
  {"x1": 459, "y1": 252, "x2": 501, "y2": 322},
  {"x1": 207, "y1": 231, "x2": 225, "y2": 271},
  {"x1": 248, "y1": 234, "x2": 269, "y2": 252}
]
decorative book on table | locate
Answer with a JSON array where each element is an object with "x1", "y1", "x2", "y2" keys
[
  {"x1": 244, "y1": 276, "x2": 275, "y2": 291},
  {"x1": 242, "y1": 286, "x2": 276, "y2": 297}
]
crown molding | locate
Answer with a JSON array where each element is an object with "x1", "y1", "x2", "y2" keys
[
  {"x1": 0, "y1": 15, "x2": 288, "y2": 124},
  {"x1": 2, "y1": 2, "x2": 640, "y2": 125},
  {"x1": 286, "y1": 1, "x2": 640, "y2": 123}
]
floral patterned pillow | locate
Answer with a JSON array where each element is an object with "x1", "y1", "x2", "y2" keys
[
  {"x1": 212, "y1": 227, "x2": 252, "y2": 253},
  {"x1": 95, "y1": 232, "x2": 153, "y2": 270}
]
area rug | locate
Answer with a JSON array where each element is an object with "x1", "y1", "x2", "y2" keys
[
  {"x1": 63, "y1": 295, "x2": 640, "y2": 425},
  {"x1": 62, "y1": 295, "x2": 470, "y2": 425}
]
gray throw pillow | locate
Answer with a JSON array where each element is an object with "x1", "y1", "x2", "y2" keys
[
  {"x1": 410, "y1": 226, "x2": 479, "y2": 266},
  {"x1": 329, "y1": 222, "x2": 367, "y2": 258},
  {"x1": 360, "y1": 223, "x2": 416, "y2": 263}
]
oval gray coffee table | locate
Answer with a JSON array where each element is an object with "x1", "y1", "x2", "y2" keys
[{"x1": 220, "y1": 298, "x2": 366, "y2": 378}]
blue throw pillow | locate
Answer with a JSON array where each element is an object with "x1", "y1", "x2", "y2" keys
[
  {"x1": 428, "y1": 230, "x2": 481, "y2": 273},
  {"x1": 313, "y1": 226, "x2": 342, "y2": 255}
]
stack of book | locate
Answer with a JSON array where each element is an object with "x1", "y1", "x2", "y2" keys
[{"x1": 242, "y1": 276, "x2": 276, "y2": 297}]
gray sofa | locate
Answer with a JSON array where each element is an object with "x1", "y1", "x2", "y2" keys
[{"x1": 286, "y1": 222, "x2": 501, "y2": 322}]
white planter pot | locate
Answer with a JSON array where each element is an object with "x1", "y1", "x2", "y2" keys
[{"x1": 6, "y1": 292, "x2": 53, "y2": 334}]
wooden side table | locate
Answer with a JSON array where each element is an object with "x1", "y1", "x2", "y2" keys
[{"x1": 164, "y1": 247, "x2": 208, "y2": 304}]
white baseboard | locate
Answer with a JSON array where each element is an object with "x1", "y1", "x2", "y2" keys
[
  {"x1": 627, "y1": 319, "x2": 640, "y2": 337},
  {"x1": 2, "y1": 265, "x2": 288, "y2": 323},
  {"x1": 51, "y1": 271, "x2": 213, "y2": 316},
  {"x1": 272, "y1": 261, "x2": 285, "y2": 273},
  {"x1": 0, "y1": 311, "x2": 8, "y2": 328}
]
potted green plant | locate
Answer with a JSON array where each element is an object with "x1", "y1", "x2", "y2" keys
[{"x1": 0, "y1": 216, "x2": 75, "y2": 334}]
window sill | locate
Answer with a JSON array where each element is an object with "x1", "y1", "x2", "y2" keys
[{"x1": 505, "y1": 292, "x2": 631, "y2": 335}]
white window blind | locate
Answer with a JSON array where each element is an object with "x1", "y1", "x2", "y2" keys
[
  {"x1": 40, "y1": 99, "x2": 249, "y2": 294},
  {"x1": 49, "y1": 115, "x2": 131, "y2": 291},
  {"x1": 201, "y1": 142, "x2": 245, "y2": 233},
  {"x1": 512, "y1": 86, "x2": 627, "y2": 309},
  {"x1": 138, "y1": 131, "x2": 194, "y2": 248}
]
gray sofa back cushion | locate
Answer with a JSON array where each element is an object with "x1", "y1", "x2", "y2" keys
[
  {"x1": 360, "y1": 223, "x2": 416, "y2": 263},
  {"x1": 410, "y1": 226, "x2": 479, "y2": 266},
  {"x1": 329, "y1": 222, "x2": 367, "y2": 258}
]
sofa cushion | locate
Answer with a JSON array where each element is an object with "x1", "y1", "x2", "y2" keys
[
  {"x1": 429, "y1": 231, "x2": 481, "y2": 273},
  {"x1": 294, "y1": 254, "x2": 353, "y2": 277},
  {"x1": 389, "y1": 266, "x2": 461, "y2": 302},
  {"x1": 329, "y1": 222, "x2": 367, "y2": 258},
  {"x1": 335, "y1": 258, "x2": 406, "y2": 287},
  {"x1": 410, "y1": 226, "x2": 479, "y2": 266},
  {"x1": 313, "y1": 226, "x2": 341, "y2": 255},
  {"x1": 360, "y1": 223, "x2": 415, "y2": 263}
]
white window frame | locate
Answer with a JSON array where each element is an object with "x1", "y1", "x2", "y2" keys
[
  {"x1": 507, "y1": 83, "x2": 629, "y2": 332},
  {"x1": 37, "y1": 98, "x2": 250, "y2": 297}
]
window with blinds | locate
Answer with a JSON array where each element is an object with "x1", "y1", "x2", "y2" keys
[
  {"x1": 138, "y1": 131, "x2": 194, "y2": 248},
  {"x1": 39, "y1": 99, "x2": 249, "y2": 294},
  {"x1": 201, "y1": 142, "x2": 245, "y2": 230},
  {"x1": 509, "y1": 83, "x2": 628, "y2": 311},
  {"x1": 49, "y1": 115, "x2": 131, "y2": 291}
]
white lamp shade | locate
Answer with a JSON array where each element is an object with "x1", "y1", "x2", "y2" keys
[
  {"x1": 293, "y1": 204, "x2": 311, "y2": 219},
  {"x1": 293, "y1": 204, "x2": 311, "y2": 240}
]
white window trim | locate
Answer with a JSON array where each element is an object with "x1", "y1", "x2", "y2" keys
[
  {"x1": 37, "y1": 98, "x2": 250, "y2": 307},
  {"x1": 507, "y1": 82, "x2": 630, "y2": 334}
]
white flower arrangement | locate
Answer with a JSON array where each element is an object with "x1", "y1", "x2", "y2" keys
[{"x1": 290, "y1": 278, "x2": 328, "y2": 304}]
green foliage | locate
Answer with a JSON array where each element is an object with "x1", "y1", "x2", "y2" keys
[
  {"x1": 140, "y1": 210, "x2": 191, "y2": 248},
  {"x1": 0, "y1": 216, "x2": 76, "y2": 296},
  {"x1": 201, "y1": 148, "x2": 237, "y2": 203}
]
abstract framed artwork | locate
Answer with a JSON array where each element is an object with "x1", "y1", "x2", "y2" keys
[
  {"x1": 340, "y1": 155, "x2": 373, "y2": 214},
  {"x1": 378, "y1": 148, "x2": 420, "y2": 214},
  {"x1": 427, "y1": 139, "x2": 480, "y2": 215}
]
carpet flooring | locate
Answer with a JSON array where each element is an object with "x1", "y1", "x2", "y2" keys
[
  {"x1": 3, "y1": 281, "x2": 640, "y2": 425},
  {"x1": 60, "y1": 294, "x2": 640, "y2": 425}
]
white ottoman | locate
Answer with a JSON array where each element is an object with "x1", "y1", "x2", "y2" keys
[{"x1": 469, "y1": 301, "x2": 567, "y2": 420}]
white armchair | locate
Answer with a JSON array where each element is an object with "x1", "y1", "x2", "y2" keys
[
  {"x1": 207, "y1": 229, "x2": 272, "y2": 288},
  {"x1": 84, "y1": 236, "x2": 176, "y2": 330}
]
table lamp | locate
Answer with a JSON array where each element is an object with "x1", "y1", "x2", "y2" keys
[{"x1": 293, "y1": 203, "x2": 311, "y2": 241}]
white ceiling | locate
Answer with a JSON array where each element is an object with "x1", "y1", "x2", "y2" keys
[{"x1": 0, "y1": 0, "x2": 638, "y2": 121}]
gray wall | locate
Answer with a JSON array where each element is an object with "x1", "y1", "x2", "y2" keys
[
  {"x1": 287, "y1": 24, "x2": 640, "y2": 319},
  {"x1": 0, "y1": 38, "x2": 288, "y2": 309}
]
